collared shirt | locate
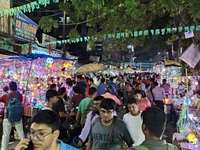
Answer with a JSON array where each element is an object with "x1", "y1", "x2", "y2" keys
[
  {"x1": 152, "y1": 86, "x2": 165, "y2": 101},
  {"x1": 102, "y1": 92, "x2": 122, "y2": 105}
]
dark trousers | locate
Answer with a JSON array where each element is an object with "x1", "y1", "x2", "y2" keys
[{"x1": 155, "y1": 101, "x2": 164, "y2": 111}]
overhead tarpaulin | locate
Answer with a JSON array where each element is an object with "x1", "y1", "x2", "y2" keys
[
  {"x1": 0, "y1": 48, "x2": 28, "y2": 62},
  {"x1": 164, "y1": 60, "x2": 182, "y2": 67},
  {"x1": 25, "y1": 53, "x2": 77, "y2": 61}
]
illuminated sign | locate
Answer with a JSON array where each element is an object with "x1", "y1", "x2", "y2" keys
[
  {"x1": 32, "y1": 46, "x2": 63, "y2": 57},
  {"x1": 14, "y1": 12, "x2": 38, "y2": 42}
]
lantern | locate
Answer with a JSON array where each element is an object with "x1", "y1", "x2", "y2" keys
[{"x1": 163, "y1": 98, "x2": 171, "y2": 105}]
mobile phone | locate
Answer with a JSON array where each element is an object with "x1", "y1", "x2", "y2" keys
[{"x1": 25, "y1": 140, "x2": 34, "y2": 150}]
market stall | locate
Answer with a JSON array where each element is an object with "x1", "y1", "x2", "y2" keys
[
  {"x1": 0, "y1": 52, "x2": 77, "y2": 117},
  {"x1": 172, "y1": 100, "x2": 200, "y2": 150},
  {"x1": 170, "y1": 76, "x2": 200, "y2": 150}
]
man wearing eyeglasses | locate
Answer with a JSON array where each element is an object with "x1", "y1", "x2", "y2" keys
[
  {"x1": 15, "y1": 110, "x2": 77, "y2": 150},
  {"x1": 86, "y1": 98, "x2": 133, "y2": 150}
]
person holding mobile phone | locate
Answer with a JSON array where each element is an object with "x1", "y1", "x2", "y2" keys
[{"x1": 15, "y1": 110, "x2": 77, "y2": 150}]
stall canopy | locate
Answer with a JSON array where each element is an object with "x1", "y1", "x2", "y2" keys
[
  {"x1": 0, "y1": 48, "x2": 28, "y2": 61},
  {"x1": 164, "y1": 60, "x2": 182, "y2": 67}
]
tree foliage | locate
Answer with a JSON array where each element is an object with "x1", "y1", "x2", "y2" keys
[
  {"x1": 39, "y1": 0, "x2": 200, "y2": 51},
  {"x1": 39, "y1": 16, "x2": 59, "y2": 33}
]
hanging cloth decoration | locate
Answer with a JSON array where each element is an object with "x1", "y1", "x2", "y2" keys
[{"x1": 48, "y1": 44, "x2": 52, "y2": 54}]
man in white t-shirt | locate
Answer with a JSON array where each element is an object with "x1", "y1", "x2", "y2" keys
[{"x1": 123, "y1": 98, "x2": 145, "y2": 146}]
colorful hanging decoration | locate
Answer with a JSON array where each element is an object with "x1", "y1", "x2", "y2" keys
[
  {"x1": 46, "y1": 57, "x2": 54, "y2": 64},
  {"x1": 0, "y1": 57, "x2": 75, "y2": 110},
  {"x1": 8, "y1": 71, "x2": 15, "y2": 77}
]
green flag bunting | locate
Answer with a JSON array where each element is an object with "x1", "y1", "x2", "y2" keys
[{"x1": 1, "y1": 25, "x2": 199, "y2": 49}]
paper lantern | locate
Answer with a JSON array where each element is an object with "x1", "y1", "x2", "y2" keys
[
  {"x1": 9, "y1": 71, "x2": 15, "y2": 77},
  {"x1": 57, "y1": 62, "x2": 61, "y2": 68},
  {"x1": 183, "y1": 97, "x2": 191, "y2": 105},
  {"x1": 47, "y1": 64, "x2": 52, "y2": 68},
  {"x1": 13, "y1": 74, "x2": 18, "y2": 80},
  {"x1": 163, "y1": 98, "x2": 171, "y2": 105},
  {"x1": 64, "y1": 63, "x2": 72, "y2": 68},
  {"x1": 187, "y1": 133, "x2": 198, "y2": 145},
  {"x1": 4, "y1": 72, "x2": 9, "y2": 77}
]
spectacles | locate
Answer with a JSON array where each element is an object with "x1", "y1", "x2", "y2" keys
[
  {"x1": 30, "y1": 131, "x2": 52, "y2": 142},
  {"x1": 100, "y1": 109, "x2": 113, "y2": 114}
]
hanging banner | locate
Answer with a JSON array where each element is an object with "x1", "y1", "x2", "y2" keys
[
  {"x1": 179, "y1": 43, "x2": 200, "y2": 68},
  {"x1": 14, "y1": 12, "x2": 38, "y2": 42},
  {"x1": 42, "y1": 33, "x2": 57, "y2": 49}
]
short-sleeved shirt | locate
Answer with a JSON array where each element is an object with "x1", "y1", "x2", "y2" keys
[
  {"x1": 57, "y1": 139, "x2": 78, "y2": 150},
  {"x1": 70, "y1": 94, "x2": 84, "y2": 106},
  {"x1": 137, "y1": 98, "x2": 151, "y2": 111},
  {"x1": 78, "y1": 97, "x2": 93, "y2": 114},
  {"x1": 90, "y1": 117, "x2": 133, "y2": 150},
  {"x1": 123, "y1": 112, "x2": 145, "y2": 146},
  {"x1": 160, "y1": 83, "x2": 171, "y2": 93},
  {"x1": 130, "y1": 140, "x2": 178, "y2": 150},
  {"x1": 52, "y1": 98, "x2": 66, "y2": 123}
]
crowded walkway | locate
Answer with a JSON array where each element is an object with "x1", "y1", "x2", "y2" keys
[{"x1": 0, "y1": 72, "x2": 199, "y2": 150}]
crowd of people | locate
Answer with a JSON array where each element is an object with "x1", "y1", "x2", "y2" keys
[{"x1": 0, "y1": 72, "x2": 188, "y2": 150}]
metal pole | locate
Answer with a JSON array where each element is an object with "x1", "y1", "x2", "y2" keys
[
  {"x1": 63, "y1": 0, "x2": 66, "y2": 56},
  {"x1": 185, "y1": 67, "x2": 189, "y2": 122}
]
